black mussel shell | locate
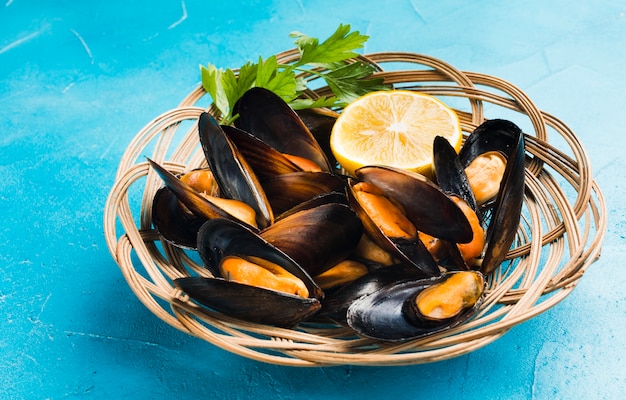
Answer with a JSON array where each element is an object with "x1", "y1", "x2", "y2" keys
[
  {"x1": 234, "y1": 87, "x2": 333, "y2": 172},
  {"x1": 346, "y1": 272, "x2": 484, "y2": 342},
  {"x1": 221, "y1": 124, "x2": 302, "y2": 180},
  {"x1": 355, "y1": 166, "x2": 473, "y2": 243},
  {"x1": 274, "y1": 191, "x2": 348, "y2": 221},
  {"x1": 261, "y1": 171, "x2": 346, "y2": 216},
  {"x1": 346, "y1": 179, "x2": 441, "y2": 277},
  {"x1": 295, "y1": 108, "x2": 339, "y2": 171},
  {"x1": 433, "y1": 135, "x2": 479, "y2": 217},
  {"x1": 174, "y1": 277, "x2": 321, "y2": 328},
  {"x1": 319, "y1": 263, "x2": 431, "y2": 323},
  {"x1": 480, "y1": 124, "x2": 525, "y2": 274},
  {"x1": 198, "y1": 112, "x2": 273, "y2": 229},
  {"x1": 147, "y1": 159, "x2": 255, "y2": 231},
  {"x1": 260, "y1": 203, "x2": 363, "y2": 278},
  {"x1": 196, "y1": 217, "x2": 323, "y2": 300},
  {"x1": 458, "y1": 119, "x2": 522, "y2": 167},
  {"x1": 151, "y1": 186, "x2": 205, "y2": 249}
]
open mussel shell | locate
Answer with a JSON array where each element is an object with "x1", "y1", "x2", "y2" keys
[
  {"x1": 177, "y1": 217, "x2": 324, "y2": 327},
  {"x1": 260, "y1": 202, "x2": 363, "y2": 277},
  {"x1": 349, "y1": 165, "x2": 475, "y2": 277},
  {"x1": 346, "y1": 182, "x2": 440, "y2": 277},
  {"x1": 434, "y1": 118, "x2": 525, "y2": 275},
  {"x1": 234, "y1": 87, "x2": 333, "y2": 172},
  {"x1": 346, "y1": 271, "x2": 485, "y2": 342},
  {"x1": 196, "y1": 217, "x2": 323, "y2": 300},
  {"x1": 198, "y1": 112, "x2": 273, "y2": 229},
  {"x1": 319, "y1": 263, "x2": 431, "y2": 323},
  {"x1": 151, "y1": 186, "x2": 205, "y2": 249},
  {"x1": 221, "y1": 124, "x2": 302, "y2": 180},
  {"x1": 147, "y1": 159, "x2": 259, "y2": 247},
  {"x1": 174, "y1": 277, "x2": 321, "y2": 328},
  {"x1": 458, "y1": 119, "x2": 522, "y2": 167},
  {"x1": 433, "y1": 135, "x2": 479, "y2": 217},
  {"x1": 355, "y1": 166, "x2": 473, "y2": 243},
  {"x1": 431, "y1": 136, "x2": 482, "y2": 271},
  {"x1": 480, "y1": 124, "x2": 525, "y2": 275}
]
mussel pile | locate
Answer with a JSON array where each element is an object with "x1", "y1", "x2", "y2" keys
[{"x1": 149, "y1": 87, "x2": 525, "y2": 341}]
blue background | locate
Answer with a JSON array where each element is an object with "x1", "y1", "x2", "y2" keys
[{"x1": 1, "y1": 0, "x2": 624, "y2": 398}]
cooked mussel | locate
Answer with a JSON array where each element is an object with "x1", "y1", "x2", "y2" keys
[
  {"x1": 152, "y1": 186, "x2": 206, "y2": 249},
  {"x1": 220, "y1": 124, "x2": 304, "y2": 180},
  {"x1": 173, "y1": 217, "x2": 323, "y2": 327},
  {"x1": 459, "y1": 119, "x2": 522, "y2": 206},
  {"x1": 346, "y1": 271, "x2": 485, "y2": 341},
  {"x1": 478, "y1": 122, "x2": 525, "y2": 275},
  {"x1": 355, "y1": 166, "x2": 474, "y2": 243},
  {"x1": 433, "y1": 119, "x2": 526, "y2": 274},
  {"x1": 347, "y1": 179, "x2": 438, "y2": 275},
  {"x1": 234, "y1": 87, "x2": 333, "y2": 173},
  {"x1": 196, "y1": 217, "x2": 323, "y2": 299},
  {"x1": 312, "y1": 259, "x2": 369, "y2": 291},
  {"x1": 174, "y1": 277, "x2": 321, "y2": 328},
  {"x1": 260, "y1": 202, "x2": 363, "y2": 277},
  {"x1": 348, "y1": 166, "x2": 477, "y2": 276},
  {"x1": 198, "y1": 112, "x2": 274, "y2": 229},
  {"x1": 148, "y1": 159, "x2": 259, "y2": 249},
  {"x1": 319, "y1": 263, "x2": 431, "y2": 322}
]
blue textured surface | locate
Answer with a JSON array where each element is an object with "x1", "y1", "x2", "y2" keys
[{"x1": 1, "y1": 1, "x2": 624, "y2": 398}]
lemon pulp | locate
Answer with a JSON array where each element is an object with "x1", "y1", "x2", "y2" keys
[{"x1": 330, "y1": 90, "x2": 462, "y2": 177}]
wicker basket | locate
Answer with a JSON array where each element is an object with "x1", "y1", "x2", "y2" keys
[{"x1": 103, "y1": 51, "x2": 606, "y2": 366}]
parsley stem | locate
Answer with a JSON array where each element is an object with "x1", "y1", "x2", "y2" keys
[{"x1": 277, "y1": 64, "x2": 326, "y2": 82}]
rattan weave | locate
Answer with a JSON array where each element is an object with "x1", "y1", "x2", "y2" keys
[{"x1": 103, "y1": 51, "x2": 606, "y2": 366}]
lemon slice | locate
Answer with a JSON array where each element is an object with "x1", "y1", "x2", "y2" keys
[{"x1": 330, "y1": 90, "x2": 462, "y2": 176}]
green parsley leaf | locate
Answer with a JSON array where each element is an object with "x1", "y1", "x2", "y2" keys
[
  {"x1": 200, "y1": 63, "x2": 230, "y2": 117},
  {"x1": 322, "y1": 61, "x2": 389, "y2": 104},
  {"x1": 199, "y1": 23, "x2": 390, "y2": 124},
  {"x1": 254, "y1": 56, "x2": 298, "y2": 101},
  {"x1": 290, "y1": 23, "x2": 368, "y2": 67}
]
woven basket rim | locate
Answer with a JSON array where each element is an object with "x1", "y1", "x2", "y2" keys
[{"x1": 103, "y1": 51, "x2": 607, "y2": 367}]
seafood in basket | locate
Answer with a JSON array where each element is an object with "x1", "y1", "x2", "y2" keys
[
  {"x1": 103, "y1": 45, "x2": 606, "y2": 366},
  {"x1": 148, "y1": 87, "x2": 526, "y2": 341}
]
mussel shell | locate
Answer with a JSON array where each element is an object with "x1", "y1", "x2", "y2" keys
[
  {"x1": 147, "y1": 158, "x2": 253, "y2": 231},
  {"x1": 480, "y1": 124, "x2": 525, "y2": 274},
  {"x1": 261, "y1": 171, "x2": 346, "y2": 216},
  {"x1": 174, "y1": 277, "x2": 321, "y2": 328},
  {"x1": 346, "y1": 272, "x2": 484, "y2": 341},
  {"x1": 319, "y1": 263, "x2": 431, "y2": 323},
  {"x1": 259, "y1": 203, "x2": 363, "y2": 277},
  {"x1": 355, "y1": 166, "x2": 474, "y2": 243},
  {"x1": 458, "y1": 119, "x2": 522, "y2": 167},
  {"x1": 433, "y1": 135, "x2": 479, "y2": 217},
  {"x1": 296, "y1": 108, "x2": 340, "y2": 171},
  {"x1": 196, "y1": 217, "x2": 323, "y2": 300},
  {"x1": 234, "y1": 87, "x2": 333, "y2": 172},
  {"x1": 346, "y1": 180, "x2": 440, "y2": 277},
  {"x1": 274, "y1": 191, "x2": 348, "y2": 221},
  {"x1": 198, "y1": 112, "x2": 274, "y2": 229},
  {"x1": 221, "y1": 124, "x2": 302, "y2": 180},
  {"x1": 151, "y1": 186, "x2": 205, "y2": 249}
]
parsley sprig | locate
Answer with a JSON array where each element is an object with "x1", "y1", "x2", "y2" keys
[{"x1": 200, "y1": 24, "x2": 389, "y2": 124}]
